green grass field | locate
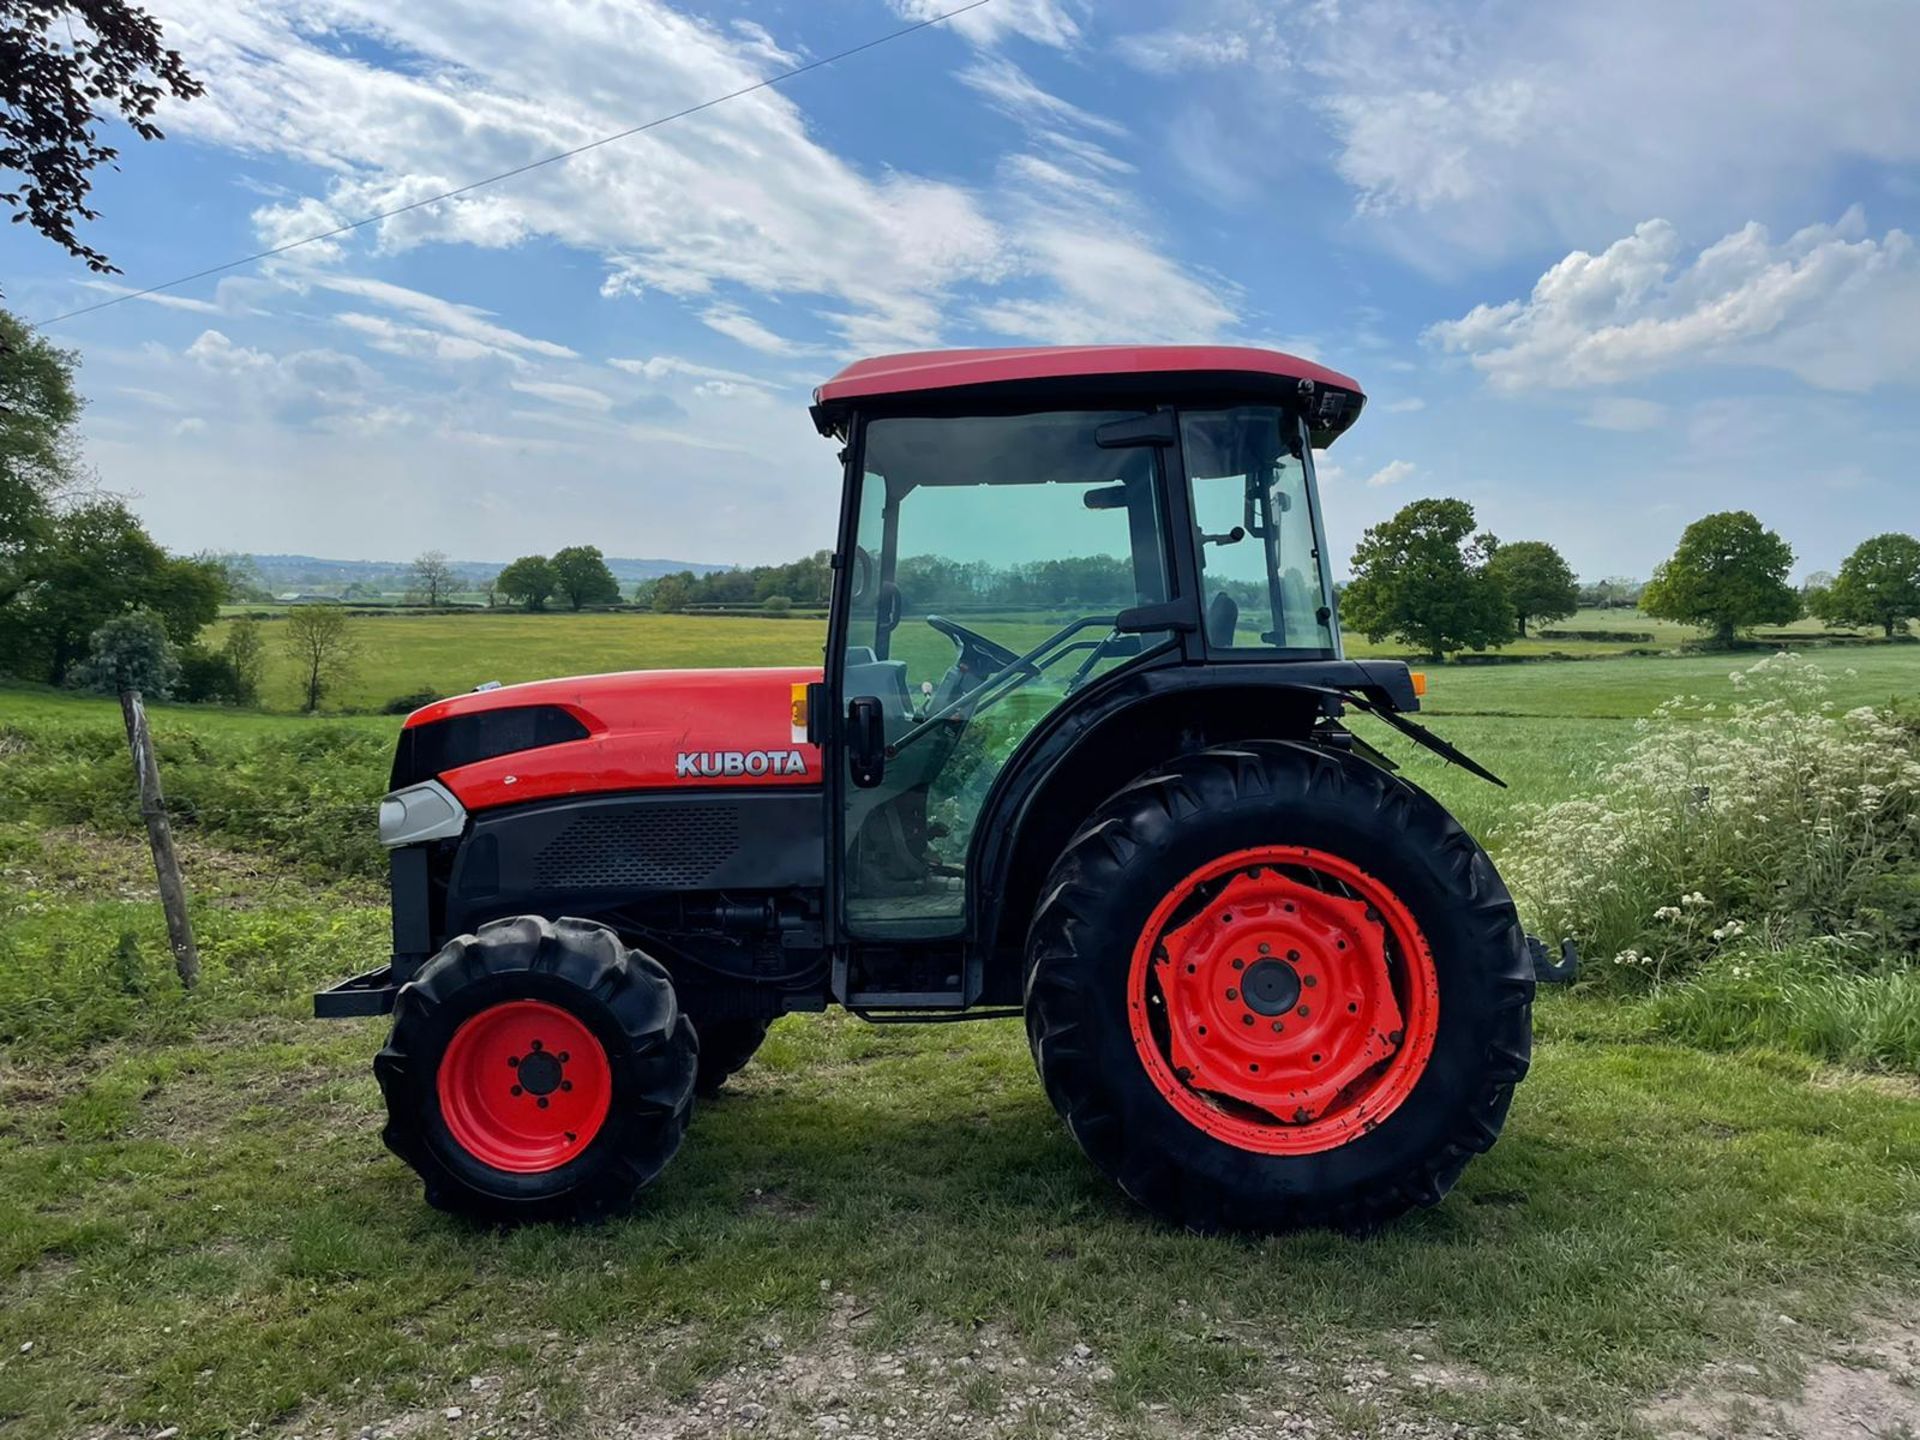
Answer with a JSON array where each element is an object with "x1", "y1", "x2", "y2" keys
[
  {"x1": 207, "y1": 605, "x2": 1895, "y2": 714},
  {"x1": 2, "y1": 637, "x2": 1918, "y2": 1438}
]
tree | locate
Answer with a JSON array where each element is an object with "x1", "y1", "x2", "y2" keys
[
  {"x1": 497, "y1": 554, "x2": 555, "y2": 611},
  {"x1": 1, "y1": 1, "x2": 202, "y2": 287},
  {"x1": 221, "y1": 613, "x2": 264, "y2": 702},
  {"x1": 0, "y1": 309, "x2": 83, "y2": 606},
  {"x1": 283, "y1": 604, "x2": 356, "y2": 712},
  {"x1": 408, "y1": 549, "x2": 455, "y2": 608},
  {"x1": 550, "y1": 544, "x2": 621, "y2": 611},
  {"x1": 480, "y1": 572, "x2": 501, "y2": 609},
  {"x1": 1484, "y1": 539, "x2": 1578, "y2": 637},
  {"x1": 649, "y1": 571, "x2": 695, "y2": 613},
  {"x1": 1812, "y1": 534, "x2": 1920, "y2": 638},
  {"x1": 1339, "y1": 498, "x2": 1514, "y2": 661},
  {"x1": 0, "y1": 498, "x2": 224, "y2": 682},
  {"x1": 69, "y1": 609, "x2": 176, "y2": 696},
  {"x1": 1641, "y1": 511, "x2": 1798, "y2": 646}
]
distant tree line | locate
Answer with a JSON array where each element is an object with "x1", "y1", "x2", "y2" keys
[
  {"x1": 1342, "y1": 499, "x2": 1917, "y2": 658},
  {"x1": 635, "y1": 550, "x2": 1168, "y2": 615}
]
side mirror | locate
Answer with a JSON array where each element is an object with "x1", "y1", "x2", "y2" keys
[{"x1": 847, "y1": 696, "x2": 886, "y2": 788}]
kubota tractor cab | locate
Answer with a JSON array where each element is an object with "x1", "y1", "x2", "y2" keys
[{"x1": 320, "y1": 346, "x2": 1539, "y2": 1231}]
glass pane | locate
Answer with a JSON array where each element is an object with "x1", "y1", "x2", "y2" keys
[
  {"x1": 1182, "y1": 407, "x2": 1334, "y2": 654},
  {"x1": 841, "y1": 411, "x2": 1171, "y2": 937}
]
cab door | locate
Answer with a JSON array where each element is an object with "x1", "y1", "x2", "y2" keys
[{"x1": 828, "y1": 409, "x2": 1180, "y2": 942}]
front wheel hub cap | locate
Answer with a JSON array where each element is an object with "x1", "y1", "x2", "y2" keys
[
  {"x1": 1128, "y1": 846, "x2": 1440, "y2": 1155},
  {"x1": 437, "y1": 1000, "x2": 612, "y2": 1173}
]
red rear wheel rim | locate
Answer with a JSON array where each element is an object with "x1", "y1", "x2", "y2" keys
[
  {"x1": 437, "y1": 1000, "x2": 612, "y2": 1173},
  {"x1": 1127, "y1": 846, "x2": 1439, "y2": 1155}
]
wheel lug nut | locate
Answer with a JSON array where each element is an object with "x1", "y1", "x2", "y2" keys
[
  {"x1": 1257, "y1": 943, "x2": 1271, "y2": 955},
  {"x1": 511, "y1": 1085, "x2": 523, "y2": 1096},
  {"x1": 1303, "y1": 975, "x2": 1317, "y2": 988},
  {"x1": 1297, "y1": 1005, "x2": 1310, "y2": 1017},
  {"x1": 537, "y1": 1097, "x2": 550, "y2": 1109},
  {"x1": 1271, "y1": 1021, "x2": 1284, "y2": 1032},
  {"x1": 561, "y1": 1080, "x2": 573, "y2": 1092},
  {"x1": 1226, "y1": 988, "x2": 1239, "y2": 1001},
  {"x1": 558, "y1": 1052, "x2": 570, "y2": 1063},
  {"x1": 507, "y1": 1056, "x2": 520, "y2": 1068},
  {"x1": 1242, "y1": 1014, "x2": 1255, "y2": 1026},
  {"x1": 1232, "y1": 958, "x2": 1244, "y2": 970},
  {"x1": 1287, "y1": 949, "x2": 1299, "y2": 962}
]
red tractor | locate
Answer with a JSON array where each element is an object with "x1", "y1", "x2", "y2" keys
[{"x1": 318, "y1": 345, "x2": 1549, "y2": 1231}]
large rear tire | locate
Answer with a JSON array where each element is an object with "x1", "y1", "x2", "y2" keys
[
  {"x1": 376, "y1": 916, "x2": 697, "y2": 1222},
  {"x1": 1024, "y1": 741, "x2": 1532, "y2": 1233},
  {"x1": 689, "y1": 1016, "x2": 772, "y2": 1097}
]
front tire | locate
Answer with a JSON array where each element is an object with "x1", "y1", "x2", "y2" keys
[
  {"x1": 1024, "y1": 741, "x2": 1532, "y2": 1233},
  {"x1": 375, "y1": 916, "x2": 697, "y2": 1222}
]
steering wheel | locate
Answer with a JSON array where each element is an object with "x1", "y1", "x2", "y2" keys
[{"x1": 925, "y1": 614, "x2": 1020, "y2": 673}]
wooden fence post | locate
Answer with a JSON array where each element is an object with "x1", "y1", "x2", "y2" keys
[{"x1": 119, "y1": 688, "x2": 200, "y2": 989}]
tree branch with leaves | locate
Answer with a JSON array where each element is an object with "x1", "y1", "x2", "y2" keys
[{"x1": 1, "y1": 1, "x2": 202, "y2": 287}]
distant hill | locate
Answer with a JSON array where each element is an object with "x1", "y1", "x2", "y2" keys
[{"x1": 246, "y1": 553, "x2": 730, "y2": 592}]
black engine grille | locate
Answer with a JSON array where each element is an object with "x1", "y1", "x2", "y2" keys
[{"x1": 531, "y1": 804, "x2": 741, "y2": 890}]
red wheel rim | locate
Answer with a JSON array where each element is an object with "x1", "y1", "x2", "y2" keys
[
  {"x1": 1127, "y1": 846, "x2": 1439, "y2": 1155},
  {"x1": 437, "y1": 1000, "x2": 612, "y2": 1173}
]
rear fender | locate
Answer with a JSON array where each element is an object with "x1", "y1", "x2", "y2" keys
[{"x1": 967, "y1": 662, "x2": 1416, "y2": 1003}]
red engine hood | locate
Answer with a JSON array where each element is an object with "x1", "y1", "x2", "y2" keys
[{"x1": 407, "y1": 667, "x2": 823, "y2": 811}]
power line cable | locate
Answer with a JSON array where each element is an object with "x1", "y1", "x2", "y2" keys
[{"x1": 33, "y1": 0, "x2": 993, "y2": 328}]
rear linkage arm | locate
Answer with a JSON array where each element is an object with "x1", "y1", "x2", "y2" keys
[{"x1": 1317, "y1": 686, "x2": 1582, "y2": 986}]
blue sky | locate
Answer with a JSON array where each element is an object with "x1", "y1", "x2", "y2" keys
[{"x1": 4, "y1": 0, "x2": 1918, "y2": 578}]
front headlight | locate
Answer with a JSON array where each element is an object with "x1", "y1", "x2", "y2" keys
[{"x1": 377, "y1": 780, "x2": 467, "y2": 848}]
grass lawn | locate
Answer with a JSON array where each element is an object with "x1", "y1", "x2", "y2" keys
[
  {"x1": 200, "y1": 605, "x2": 1907, "y2": 716},
  {"x1": 3, "y1": 641, "x2": 1918, "y2": 1437}
]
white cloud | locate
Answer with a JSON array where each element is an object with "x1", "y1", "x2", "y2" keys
[
  {"x1": 77, "y1": 280, "x2": 225, "y2": 314},
  {"x1": 701, "y1": 305, "x2": 805, "y2": 356},
  {"x1": 1426, "y1": 210, "x2": 1920, "y2": 392},
  {"x1": 1116, "y1": 0, "x2": 1920, "y2": 267},
  {"x1": 889, "y1": 0, "x2": 1086, "y2": 51},
  {"x1": 960, "y1": 58, "x2": 1125, "y2": 139},
  {"x1": 1365, "y1": 459, "x2": 1415, "y2": 488},
  {"x1": 609, "y1": 355, "x2": 773, "y2": 388},
  {"x1": 952, "y1": 58, "x2": 1238, "y2": 344},
  {"x1": 179, "y1": 329, "x2": 386, "y2": 428},
  {"x1": 304, "y1": 274, "x2": 576, "y2": 360},
  {"x1": 1383, "y1": 397, "x2": 1426, "y2": 413},
  {"x1": 1112, "y1": 12, "x2": 1282, "y2": 74},
  {"x1": 510, "y1": 379, "x2": 616, "y2": 412},
  {"x1": 155, "y1": 0, "x2": 1008, "y2": 351},
  {"x1": 972, "y1": 225, "x2": 1238, "y2": 343}
]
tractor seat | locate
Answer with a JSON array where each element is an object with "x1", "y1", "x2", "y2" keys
[{"x1": 1205, "y1": 590, "x2": 1239, "y2": 648}]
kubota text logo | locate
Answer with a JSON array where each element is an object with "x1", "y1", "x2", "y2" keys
[{"x1": 676, "y1": 749, "x2": 808, "y2": 778}]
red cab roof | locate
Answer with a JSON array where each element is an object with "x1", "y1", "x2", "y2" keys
[
  {"x1": 812, "y1": 345, "x2": 1366, "y2": 446},
  {"x1": 814, "y1": 345, "x2": 1361, "y2": 405}
]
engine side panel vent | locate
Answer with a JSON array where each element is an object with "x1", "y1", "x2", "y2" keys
[{"x1": 531, "y1": 804, "x2": 741, "y2": 891}]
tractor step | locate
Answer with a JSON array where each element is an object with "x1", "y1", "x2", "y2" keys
[
  {"x1": 842, "y1": 989, "x2": 967, "y2": 1009},
  {"x1": 315, "y1": 964, "x2": 399, "y2": 1018}
]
